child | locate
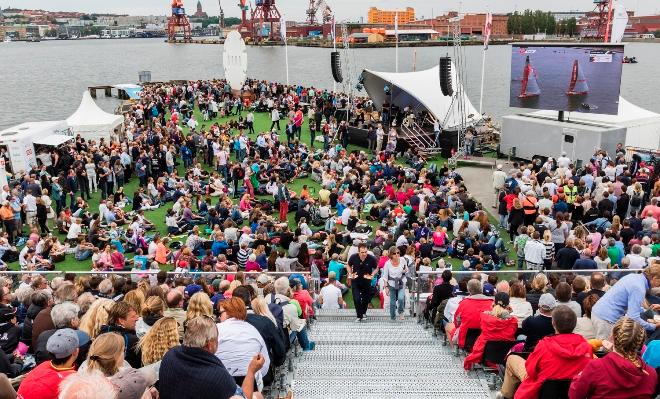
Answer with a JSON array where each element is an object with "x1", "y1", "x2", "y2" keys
[{"x1": 0, "y1": 306, "x2": 20, "y2": 356}]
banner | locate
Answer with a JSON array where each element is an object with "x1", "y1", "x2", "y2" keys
[
  {"x1": 331, "y1": 16, "x2": 336, "y2": 41},
  {"x1": 280, "y1": 16, "x2": 287, "y2": 42},
  {"x1": 483, "y1": 12, "x2": 492, "y2": 50}
]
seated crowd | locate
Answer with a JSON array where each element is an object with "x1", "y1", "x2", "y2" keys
[{"x1": 0, "y1": 77, "x2": 654, "y2": 399}]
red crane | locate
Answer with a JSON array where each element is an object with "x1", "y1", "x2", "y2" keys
[
  {"x1": 251, "y1": 0, "x2": 282, "y2": 42},
  {"x1": 168, "y1": 0, "x2": 192, "y2": 42},
  {"x1": 585, "y1": 0, "x2": 614, "y2": 41}
]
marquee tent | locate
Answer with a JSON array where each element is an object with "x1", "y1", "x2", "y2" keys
[
  {"x1": 362, "y1": 64, "x2": 482, "y2": 131},
  {"x1": 66, "y1": 91, "x2": 124, "y2": 142}
]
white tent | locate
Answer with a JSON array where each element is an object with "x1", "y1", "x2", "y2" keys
[
  {"x1": 362, "y1": 64, "x2": 482, "y2": 130},
  {"x1": 527, "y1": 97, "x2": 660, "y2": 150},
  {"x1": 66, "y1": 91, "x2": 124, "y2": 142}
]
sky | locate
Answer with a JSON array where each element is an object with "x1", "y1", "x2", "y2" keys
[{"x1": 3, "y1": 0, "x2": 660, "y2": 22}]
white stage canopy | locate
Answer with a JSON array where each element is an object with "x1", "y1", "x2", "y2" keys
[
  {"x1": 66, "y1": 91, "x2": 124, "y2": 142},
  {"x1": 362, "y1": 64, "x2": 482, "y2": 131}
]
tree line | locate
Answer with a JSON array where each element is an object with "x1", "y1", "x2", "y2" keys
[{"x1": 507, "y1": 10, "x2": 577, "y2": 37}]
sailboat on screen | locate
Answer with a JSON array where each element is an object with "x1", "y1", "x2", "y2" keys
[
  {"x1": 566, "y1": 59, "x2": 589, "y2": 96},
  {"x1": 518, "y1": 55, "x2": 541, "y2": 98}
]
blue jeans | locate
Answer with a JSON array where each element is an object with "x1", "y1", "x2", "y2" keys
[
  {"x1": 389, "y1": 286, "x2": 405, "y2": 319},
  {"x1": 291, "y1": 327, "x2": 315, "y2": 351},
  {"x1": 499, "y1": 214, "x2": 508, "y2": 229},
  {"x1": 488, "y1": 236, "x2": 505, "y2": 251}
]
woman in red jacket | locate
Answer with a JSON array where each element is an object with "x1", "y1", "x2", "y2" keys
[
  {"x1": 464, "y1": 292, "x2": 518, "y2": 370},
  {"x1": 569, "y1": 317, "x2": 657, "y2": 399}
]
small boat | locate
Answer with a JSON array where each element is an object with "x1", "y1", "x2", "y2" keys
[
  {"x1": 518, "y1": 55, "x2": 541, "y2": 99},
  {"x1": 566, "y1": 59, "x2": 589, "y2": 96},
  {"x1": 623, "y1": 56, "x2": 638, "y2": 64}
]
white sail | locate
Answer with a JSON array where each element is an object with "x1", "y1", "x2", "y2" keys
[{"x1": 610, "y1": 0, "x2": 628, "y2": 44}]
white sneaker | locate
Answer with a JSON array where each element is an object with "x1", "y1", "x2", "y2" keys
[
  {"x1": 355, "y1": 318, "x2": 362, "y2": 323},
  {"x1": 495, "y1": 392, "x2": 506, "y2": 399}
]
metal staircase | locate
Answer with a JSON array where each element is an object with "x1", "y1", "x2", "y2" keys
[
  {"x1": 291, "y1": 309, "x2": 491, "y2": 399},
  {"x1": 398, "y1": 120, "x2": 443, "y2": 158}
]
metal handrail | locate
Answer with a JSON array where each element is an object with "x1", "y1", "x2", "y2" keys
[{"x1": 412, "y1": 268, "x2": 643, "y2": 323}]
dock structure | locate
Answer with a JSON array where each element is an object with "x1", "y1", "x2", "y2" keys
[{"x1": 88, "y1": 85, "x2": 114, "y2": 98}]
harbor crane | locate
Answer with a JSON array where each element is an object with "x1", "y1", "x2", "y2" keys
[{"x1": 306, "y1": 0, "x2": 333, "y2": 25}]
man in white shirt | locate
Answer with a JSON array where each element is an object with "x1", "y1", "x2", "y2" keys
[
  {"x1": 557, "y1": 152, "x2": 571, "y2": 169},
  {"x1": 375, "y1": 124, "x2": 385, "y2": 152},
  {"x1": 22, "y1": 192, "x2": 37, "y2": 226},
  {"x1": 67, "y1": 218, "x2": 82, "y2": 243},
  {"x1": 524, "y1": 231, "x2": 546, "y2": 270},
  {"x1": 627, "y1": 245, "x2": 647, "y2": 269},
  {"x1": 319, "y1": 272, "x2": 344, "y2": 309}
]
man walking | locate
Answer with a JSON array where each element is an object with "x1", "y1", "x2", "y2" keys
[
  {"x1": 492, "y1": 164, "x2": 507, "y2": 208},
  {"x1": 276, "y1": 179, "x2": 290, "y2": 223},
  {"x1": 347, "y1": 244, "x2": 377, "y2": 322}
]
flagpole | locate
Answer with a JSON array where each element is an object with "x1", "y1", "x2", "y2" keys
[
  {"x1": 332, "y1": 21, "x2": 336, "y2": 93},
  {"x1": 479, "y1": 48, "x2": 486, "y2": 115},
  {"x1": 285, "y1": 40, "x2": 290, "y2": 86},
  {"x1": 395, "y1": 12, "x2": 399, "y2": 73}
]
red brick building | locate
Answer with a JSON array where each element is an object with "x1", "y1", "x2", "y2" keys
[{"x1": 414, "y1": 12, "x2": 508, "y2": 37}]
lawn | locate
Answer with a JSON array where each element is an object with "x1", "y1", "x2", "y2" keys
[{"x1": 10, "y1": 105, "x2": 517, "y2": 286}]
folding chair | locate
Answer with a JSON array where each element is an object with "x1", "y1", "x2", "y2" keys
[{"x1": 481, "y1": 340, "x2": 519, "y2": 389}]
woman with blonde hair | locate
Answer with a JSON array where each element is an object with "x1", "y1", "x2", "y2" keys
[
  {"x1": 185, "y1": 292, "x2": 213, "y2": 325},
  {"x1": 542, "y1": 230, "x2": 554, "y2": 270},
  {"x1": 138, "y1": 316, "x2": 180, "y2": 366},
  {"x1": 123, "y1": 289, "x2": 145, "y2": 315},
  {"x1": 79, "y1": 298, "x2": 115, "y2": 339},
  {"x1": 526, "y1": 273, "x2": 548, "y2": 314},
  {"x1": 251, "y1": 296, "x2": 277, "y2": 326},
  {"x1": 81, "y1": 332, "x2": 126, "y2": 376},
  {"x1": 136, "y1": 295, "x2": 165, "y2": 338},
  {"x1": 224, "y1": 280, "x2": 242, "y2": 298},
  {"x1": 570, "y1": 317, "x2": 657, "y2": 398}
]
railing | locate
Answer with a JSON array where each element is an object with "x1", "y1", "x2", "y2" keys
[
  {"x1": 411, "y1": 268, "x2": 644, "y2": 323},
  {"x1": 399, "y1": 120, "x2": 442, "y2": 156}
]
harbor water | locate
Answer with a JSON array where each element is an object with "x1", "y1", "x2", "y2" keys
[{"x1": 1, "y1": 38, "x2": 659, "y2": 130}]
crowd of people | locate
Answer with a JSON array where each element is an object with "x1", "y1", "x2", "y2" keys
[{"x1": 0, "y1": 75, "x2": 657, "y2": 398}]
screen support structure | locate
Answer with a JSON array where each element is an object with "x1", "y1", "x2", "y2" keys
[
  {"x1": 447, "y1": 15, "x2": 469, "y2": 167},
  {"x1": 558, "y1": 111, "x2": 565, "y2": 122}
]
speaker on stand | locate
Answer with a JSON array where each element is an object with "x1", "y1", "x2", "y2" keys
[
  {"x1": 439, "y1": 57, "x2": 453, "y2": 97},
  {"x1": 331, "y1": 51, "x2": 343, "y2": 83}
]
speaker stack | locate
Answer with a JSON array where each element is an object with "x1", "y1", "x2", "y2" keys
[
  {"x1": 439, "y1": 57, "x2": 453, "y2": 97},
  {"x1": 331, "y1": 51, "x2": 343, "y2": 83}
]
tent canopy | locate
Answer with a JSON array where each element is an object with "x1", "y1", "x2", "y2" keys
[
  {"x1": 34, "y1": 134, "x2": 75, "y2": 147},
  {"x1": 113, "y1": 84, "x2": 143, "y2": 100},
  {"x1": 362, "y1": 65, "x2": 482, "y2": 131},
  {"x1": 66, "y1": 91, "x2": 123, "y2": 141}
]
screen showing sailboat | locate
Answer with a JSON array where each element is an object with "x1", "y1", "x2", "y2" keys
[{"x1": 509, "y1": 43, "x2": 624, "y2": 115}]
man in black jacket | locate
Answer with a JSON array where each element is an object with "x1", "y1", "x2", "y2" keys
[
  {"x1": 428, "y1": 270, "x2": 455, "y2": 325},
  {"x1": 160, "y1": 316, "x2": 264, "y2": 399},
  {"x1": 232, "y1": 286, "x2": 286, "y2": 386}
]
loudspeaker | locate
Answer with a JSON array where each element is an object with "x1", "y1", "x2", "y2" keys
[
  {"x1": 331, "y1": 51, "x2": 343, "y2": 83},
  {"x1": 439, "y1": 57, "x2": 453, "y2": 97}
]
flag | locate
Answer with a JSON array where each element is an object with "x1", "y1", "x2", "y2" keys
[
  {"x1": 483, "y1": 12, "x2": 492, "y2": 50},
  {"x1": 280, "y1": 16, "x2": 287, "y2": 42},
  {"x1": 394, "y1": 12, "x2": 399, "y2": 37},
  {"x1": 331, "y1": 16, "x2": 336, "y2": 41}
]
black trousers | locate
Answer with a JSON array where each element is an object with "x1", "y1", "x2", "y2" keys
[{"x1": 352, "y1": 282, "x2": 371, "y2": 319}]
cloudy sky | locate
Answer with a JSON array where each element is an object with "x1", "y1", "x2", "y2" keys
[{"x1": 4, "y1": 0, "x2": 659, "y2": 21}]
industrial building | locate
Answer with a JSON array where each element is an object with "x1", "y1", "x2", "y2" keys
[{"x1": 367, "y1": 7, "x2": 415, "y2": 25}]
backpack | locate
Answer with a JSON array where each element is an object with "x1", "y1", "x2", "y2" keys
[
  {"x1": 268, "y1": 293, "x2": 289, "y2": 332},
  {"x1": 631, "y1": 192, "x2": 642, "y2": 207}
]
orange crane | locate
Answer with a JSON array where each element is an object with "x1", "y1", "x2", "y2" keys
[{"x1": 168, "y1": 0, "x2": 192, "y2": 42}]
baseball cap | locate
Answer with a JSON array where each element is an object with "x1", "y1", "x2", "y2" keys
[
  {"x1": 494, "y1": 292, "x2": 510, "y2": 307},
  {"x1": 256, "y1": 273, "x2": 270, "y2": 285},
  {"x1": 0, "y1": 306, "x2": 16, "y2": 323},
  {"x1": 110, "y1": 368, "x2": 157, "y2": 399},
  {"x1": 538, "y1": 293, "x2": 557, "y2": 311},
  {"x1": 46, "y1": 328, "x2": 90, "y2": 359},
  {"x1": 482, "y1": 283, "x2": 495, "y2": 296},
  {"x1": 184, "y1": 284, "x2": 202, "y2": 298}
]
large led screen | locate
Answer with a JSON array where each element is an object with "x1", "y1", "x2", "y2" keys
[{"x1": 510, "y1": 44, "x2": 624, "y2": 115}]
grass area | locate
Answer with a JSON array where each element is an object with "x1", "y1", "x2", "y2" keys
[{"x1": 11, "y1": 106, "x2": 518, "y2": 298}]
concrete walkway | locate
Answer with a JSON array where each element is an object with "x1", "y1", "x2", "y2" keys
[{"x1": 456, "y1": 160, "x2": 513, "y2": 213}]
